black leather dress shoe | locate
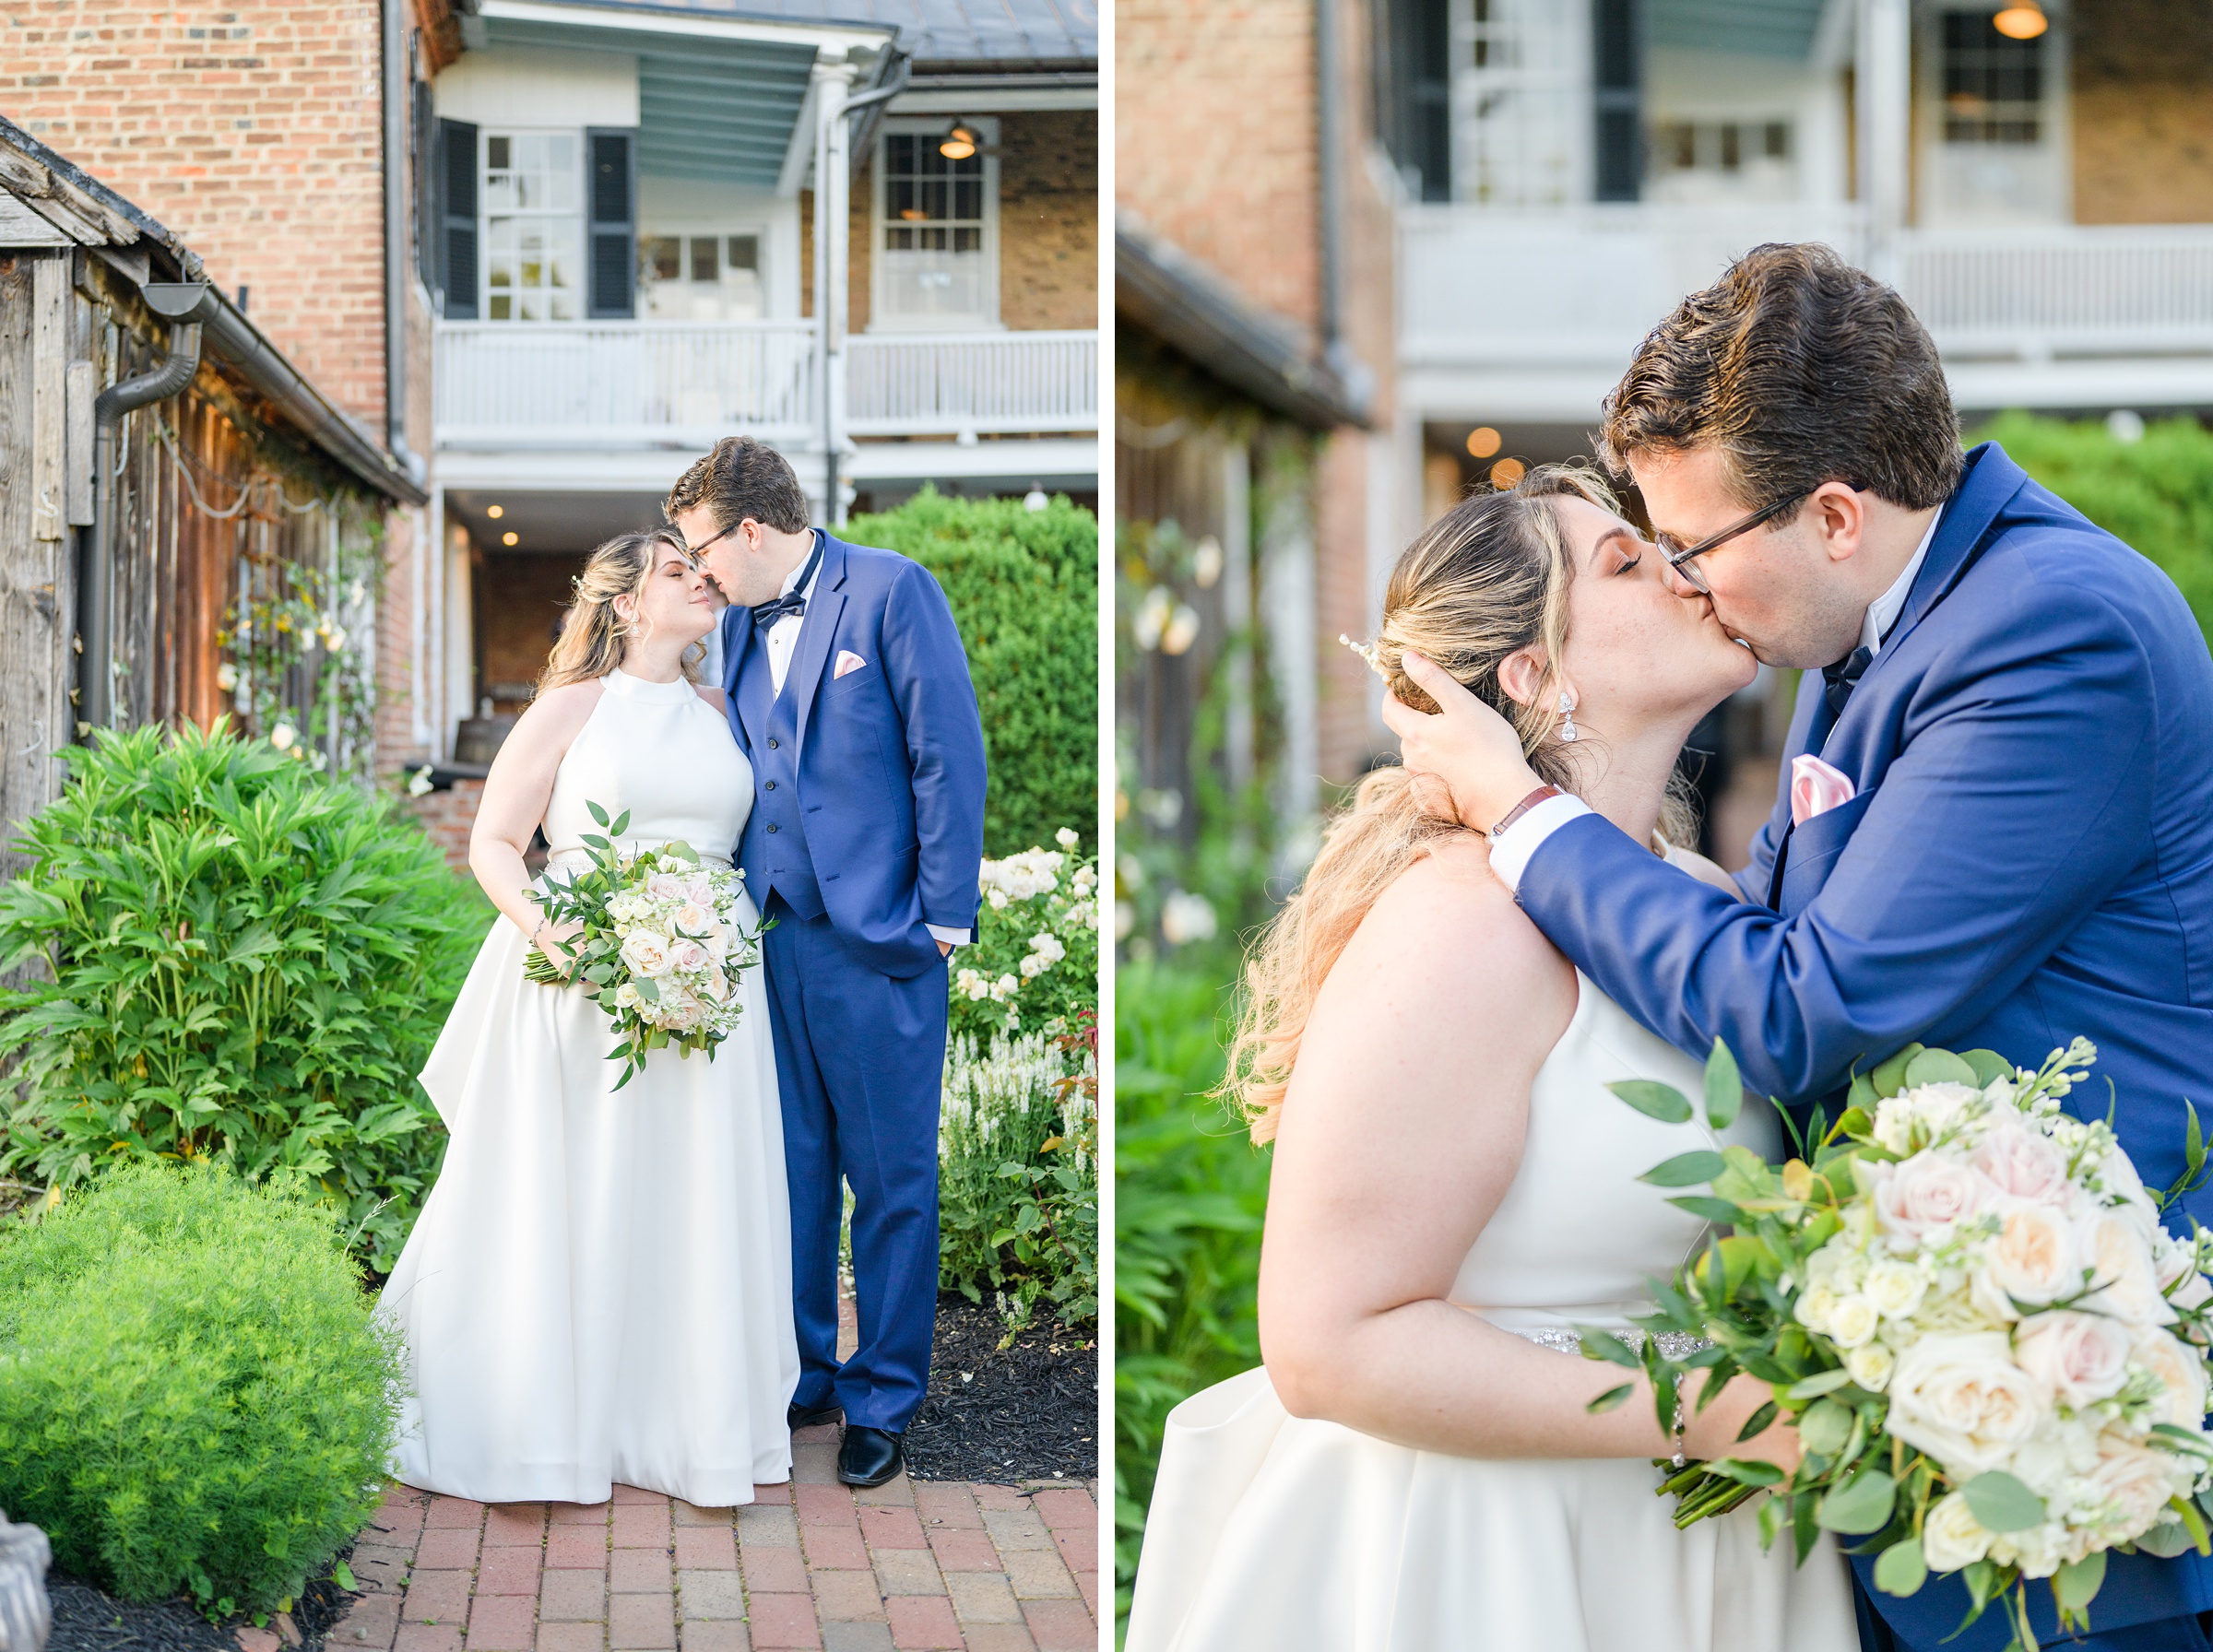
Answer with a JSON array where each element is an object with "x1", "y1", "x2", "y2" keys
[
  {"x1": 787, "y1": 1398, "x2": 843, "y2": 1431},
  {"x1": 836, "y1": 1424, "x2": 905, "y2": 1487}
]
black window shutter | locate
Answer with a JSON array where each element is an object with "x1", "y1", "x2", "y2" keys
[
  {"x1": 586, "y1": 129, "x2": 636, "y2": 319},
  {"x1": 1592, "y1": 0, "x2": 1641, "y2": 202},
  {"x1": 439, "y1": 117, "x2": 479, "y2": 320},
  {"x1": 413, "y1": 82, "x2": 439, "y2": 301}
]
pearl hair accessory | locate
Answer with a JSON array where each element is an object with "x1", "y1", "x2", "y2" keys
[{"x1": 1338, "y1": 633, "x2": 1382, "y2": 673}]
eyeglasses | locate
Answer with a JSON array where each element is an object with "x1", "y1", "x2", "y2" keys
[
  {"x1": 680, "y1": 519, "x2": 748, "y2": 561},
  {"x1": 1653, "y1": 491, "x2": 1816, "y2": 596}
]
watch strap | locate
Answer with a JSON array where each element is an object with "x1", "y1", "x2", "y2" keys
[{"x1": 1486, "y1": 783, "x2": 1563, "y2": 840}]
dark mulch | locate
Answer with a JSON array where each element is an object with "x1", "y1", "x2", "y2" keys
[
  {"x1": 903, "y1": 1292, "x2": 1097, "y2": 1483},
  {"x1": 42, "y1": 1546, "x2": 357, "y2": 1652}
]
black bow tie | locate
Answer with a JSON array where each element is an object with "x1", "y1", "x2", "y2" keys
[
  {"x1": 1822, "y1": 644, "x2": 1873, "y2": 718},
  {"x1": 751, "y1": 537, "x2": 822, "y2": 630}
]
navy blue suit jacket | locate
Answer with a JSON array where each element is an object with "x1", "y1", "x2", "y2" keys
[
  {"x1": 720, "y1": 531, "x2": 986, "y2": 978},
  {"x1": 1517, "y1": 443, "x2": 2213, "y2": 1646}
]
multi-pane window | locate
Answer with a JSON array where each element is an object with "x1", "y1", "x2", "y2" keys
[
  {"x1": 639, "y1": 233, "x2": 764, "y2": 321},
  {"x1": 1453, "y1": 0, "x2": 1581, "y2": 207},
  {"x1": 482, "y1": 132, "x2": 582, "y2": 321},
  {"x1": 876, "y1": 129, "x2": 993, "y2": 327},
  {"x1": 1941, "y1": 11, "x2": 2043, "y2": 143}
]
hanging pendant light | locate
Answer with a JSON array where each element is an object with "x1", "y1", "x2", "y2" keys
[
  {"x1": 939, "y1": 124, "x2": 980, "y2": 160},
  {"x1": 1993, "y1": 2, "x2": 2048, "y2": 39}
]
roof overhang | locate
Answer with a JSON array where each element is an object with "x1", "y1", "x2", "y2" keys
[
  {"x1": 892, "y1": 70, "x2": 1095, "y2": 112},
  {"x1": 1117, "y1": 216, "x2": 1371, "y2": 431}
]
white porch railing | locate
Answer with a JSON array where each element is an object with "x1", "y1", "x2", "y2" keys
[
  {"x1": 433, "y1": 322, "x2": 1101, "y2": 449},
  {"x1": 1897, "y1": 228, "x2": 2213, "y2": 356},
  {"x1": 433, "y1": 321, "x2": 820, "y2": 448},
  {"x1": 1400, "y1": 206, "x2": 2213, "y2": 373},
  {"x1": 846, "y1": 330, "x2": 1098, "y2": 437}
]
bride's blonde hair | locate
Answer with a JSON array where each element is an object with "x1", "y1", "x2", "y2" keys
[
  {"x1": 539, "y1": 529, "x2": 705, "y2": 692},
  {"x1": 1223, "y1": 464, "x2": 1694, "y2": 1143}
]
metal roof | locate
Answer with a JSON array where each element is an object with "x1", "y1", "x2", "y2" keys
[
  {"x1": 1649, "y1": 0, "x2": 1828, "y2": 61},
  {"x1": 563, "y1": 0, "x2": 1095, "y2": 65}
]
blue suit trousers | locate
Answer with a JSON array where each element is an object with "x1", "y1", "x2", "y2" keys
[{"x1": 760, "y1": 893, "x2": 949, "y2": 1433}]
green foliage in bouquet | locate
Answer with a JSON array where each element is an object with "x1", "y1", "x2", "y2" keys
[
  {"x1": 0, "y1": 1161, "x2": 399, "y2": 1620},
  {"x1": 0, "y1": 722, "x2": 491, "y2": 1271},
  {"x1": 939, "y1": 1019, "x2": 1098, "y2": 1337},
  {"x1": 1584, "y1": 1038, "x2": 2213, "y2": 1652},
  {"x1": 1113, "y1": 962, "x2": 1271, "y2": 1632},
  {"x1": 949, "y1": 836, "x2": 1100, "y2": 1046},
  {"x1": 844, "y1": 487, "x2": 1097, "y2": 858}
]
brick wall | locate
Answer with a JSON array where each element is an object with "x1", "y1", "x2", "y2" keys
[
  {"x1": 408, "y1": 777, "x2": 482, "y2": 875},
  {"x1": 1117, "y1": 0, "x2": 1322, "y2": 338},
  {"x1": 2, "y1": 1, "x2": 393, "y2": 428},
  {"x1": 2071, "y1": 0, "x2": 2213, "y2": 224}
]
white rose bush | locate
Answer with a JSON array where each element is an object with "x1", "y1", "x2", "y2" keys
[
  {"x1": 948, "y1": 830, "x2": 1100, "y2": 1044},
  {"x1": 521, "y1": 801, "x2": 763, "y2": 1088},
  {"x1": 1581, "y1": 1037, "x2": 2213, "y2": 1646}
]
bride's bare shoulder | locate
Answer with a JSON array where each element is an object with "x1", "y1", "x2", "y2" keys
[{"x1": 1331, "y1": 834, "x2": 1574, "y2": 1023}]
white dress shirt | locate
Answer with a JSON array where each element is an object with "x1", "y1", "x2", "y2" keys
[
  {"x1": 764, "y1": 537, "x2": 970, "y2": 948},
  {"x1": 1486, "y1": 504, "x2": 1945, "y2": 891}
]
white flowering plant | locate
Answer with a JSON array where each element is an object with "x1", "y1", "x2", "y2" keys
[
  {"x1": 1583, "y1": 1038, "x2": 2213, "y2": 1648},
  {"x1": 521, "y1": 801, "x2": 764, "y2": 1089},
  {"x1": 948, "y1": 831, "x2": 1100, "y2": 1044}
]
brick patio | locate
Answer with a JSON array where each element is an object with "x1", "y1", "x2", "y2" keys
[{"x1": 278, "y1": 1435, "x2": 1099, "y2": 1652}]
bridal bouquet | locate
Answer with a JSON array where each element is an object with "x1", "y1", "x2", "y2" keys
[
  {"x1": 1584, "y1": 1037, "x2": 2213, "y2": 1646},
  {"x1": 522, "y1": 801, "x2": 763, "y2": 1088}
]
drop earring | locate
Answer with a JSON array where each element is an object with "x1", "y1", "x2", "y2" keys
[{"x1": 1558, "y1": 692, "x2": 1579, "y2": 743}]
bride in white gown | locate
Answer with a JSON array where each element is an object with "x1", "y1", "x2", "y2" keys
[
  {"x1": 1126, "y1": 468, "x2": 1857, "y2": 1652},
  {"x1": 379, "y1": 528, "x2": 798, "y2": 1506}
]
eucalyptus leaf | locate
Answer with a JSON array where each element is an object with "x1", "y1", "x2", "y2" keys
[
  {"x1": 1609, "y1": 1080, "x2": 1693, "y2": 1124},
  {"x1": 1785, "y1": 1367, "x2": 1854, "y2": 1400},
  {"x1": 1639, "y1": 1150, "x2": 1730, "y2": 1187},
  {"x1": 1869, "y1": 1044, "x2": 1926, "y2": 1098},
  {"x1": 1817, "y1": 1469, "x2": 1897, "y2": 1535},
  {"x1": 1704, "y1": 1457, "x2": 1785, "y2": 1487},
  {"x1": 2053, "y1": 1551, "x2": 2107, "y2": 1616},
  {"x1": 1797, "y1": 1397, "x2": 1854, "y2": 1457},
  {"x1": 1585, "y1": 1383, "x2": 1634, "y2": 1414},
  {"x1": 1959, "y1": 1470, "x2": 2045, "y2": 1534},
  {"x1": 1704, "y1": 1039, "x2": 1743, "y2": 1129},
  {"x1": 1666, "y1": 1196, "x2": 1746, "y2": 1223},
  {"x1": 1873, "y1": 1537, "x2": 1928, "y2": 1598},
  {"x1": 1959, "y1": 1049, "x2": 2015, "y2": 1088},
  {"x1": 1904, "y1": 1048, "x2": 1979, "y2": 1089}
]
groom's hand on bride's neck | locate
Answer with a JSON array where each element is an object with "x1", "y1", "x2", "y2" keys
[{"x1": 1382, "y1": 652, "x2": 1544, "y2": 835}]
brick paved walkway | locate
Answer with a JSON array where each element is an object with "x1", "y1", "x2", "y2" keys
[{"x1": 297, "y1": 1436, "x2": 1098, "y2": 1652}]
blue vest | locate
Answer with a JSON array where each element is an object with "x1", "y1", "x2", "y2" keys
[{"x1": 736, "y1": 655, "x2": 825, "y2": 920}]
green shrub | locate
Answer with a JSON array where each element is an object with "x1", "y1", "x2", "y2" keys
[
  {"x1": 949, "y1": 835, "x2": 1100, "y2": 1046},
  {"x1": 1113, "y1": 960, "x2": 1271, "y2": 1632},
  {"x1": 846, "y1": 489, "x2": 1097, "y2": 857},
  {"x1": 0, "y1": 722, "x2": 492, "y2": 1270},
  {"x1": 1974, "y1": 411, "x2": 2213, "y2": 646},
  {"x1": 938, "y1": 1022, "x2": 1097, "y2": 1332},
  {"x1": 0, "y1": 1161, "x2": 399, "y2": 1617}
]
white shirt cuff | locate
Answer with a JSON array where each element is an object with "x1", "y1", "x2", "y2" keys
[
  {"x1": 1485, "y1": 792, "x2": 1594, "y2": 892},
  {"x1": 926, "y1": 924, "x2": 973, "y2": 947}
]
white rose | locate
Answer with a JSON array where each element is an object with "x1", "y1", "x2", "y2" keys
[
  {"x1": 1922, "y1": 1493, "x2": 1994, "y2": 1573},
  {"x1": 2006, "y1": 1415, "x2": 2100, "y2": 1497},
  {"x1": 1056, "y1": 827, "x2": 1079, "y2": 847},
  {"x1": 614, "y1": 981, "x2": 641, "y2": 1009},
  {"x1": 270, "y1": 722, "x2": 296, "y2": 750},
  {"x1": 1972, "y1": 1121, "x2": 2073, "y2": 1207},
  {"x1": 662, "y1": 992, "x2": 704, "y2": 1032},
  {"x1": 1796, "y1": 1286, "x2": 1840, "y2": 1335},
  {"x1": 1865, "y1": 1259, "x2": 1930, "y2": 1322},
  {"x1": 1990, "y1": 1520, "x2": 2071, "y2": 1580},
  {"x1": 1875, "y1": 1151, "x2": 1997, "y2": 1244},
  {"x1": 1019, "y1": 953, "x2": 1046, "y2": 979},
  {"x1": 1982, "y1": 1201, "x2": 2082, "y2": 1307},
  {"x1": 669, "y1": 938, "x2": 711, "y2": 974},
  {"x1": 646, "y1": 872, "x2": 690, "y2": 902},
  {"x1": 2082, "y1": 1210, "x2": 2174, "y2": 1327},
  {"x1": 701, "y1": 969, "x2": 730, "y2": 1004},
  {"x1": 673, "y1": 902, "x2": 714, "y2": 936},
  {"x1": 2084, "y1": 1433, "x2": 2186, "y2": 1542},
  {"x1": 621, "y1": 930, "x2": 674, "y2": 977},
  {"x1": 1847, "y1": 1341, "x2": 1897, "y2": 1392},
  {"x1": 997, "y1": 973, "x2": 1018, "y2": 996},
  {"x1": 1888, "y1": 1332, "x2": 2047, "y2": 1473},
  {"x1": 2014, "y1": 1311, "x2": 2134, "y2": 1409},
  {"x1": 1828, "y1": 1294, "x2": 1881, "y2": 1350},
  {"x1": 2135, "y1": 1328, "x2": 2211, "y2": 1429},
  {"x1": 988, "y1": 889, "x2": 1010, "y2": 910},
  {"x1": 217, "y1": 662, "x2": 239, "y2": 691}
]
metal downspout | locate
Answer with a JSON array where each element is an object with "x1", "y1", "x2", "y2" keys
[
  {"x1": 1315, "y1": 0, "x2": 1346, "y2": 370},
  {"x1": 86, "y1": 286, "x2": 207, "y2": 736},
  {"x1": 383, "y1": 0, "x2": 425, "y2": 485}
]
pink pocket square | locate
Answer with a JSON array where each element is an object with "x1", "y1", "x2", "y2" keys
[
  {"x1": 834, "y1": 650, "x2": 867, "y2": 679},
  {"x1": 1791, "y1": 754, "x2": 1856, "y2": 825}
]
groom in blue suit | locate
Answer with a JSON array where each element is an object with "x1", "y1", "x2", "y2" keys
[
  {"x1": 1390, "y1": 245, "x2": 2213, "y2": 1649},
  {"x1": 669, "y1": 437, "x2": 987, "y2": 1487}
]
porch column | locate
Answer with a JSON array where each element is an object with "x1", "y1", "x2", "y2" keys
[
  {"x1": 1857, "y1": 0, "x2": 1911, "y2": 278},
  {"x1": 811, "y1": 53, "x2": 858, "y2": 525}
]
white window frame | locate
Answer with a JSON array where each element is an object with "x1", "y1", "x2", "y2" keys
[
  {"x1": 479, "y1": 125, "x2": 587, "y2": 324},
  {"x1": 869, "y1": 114, "x2": 1001, "y2": 333},
  {"x1": 1915, "y1": 4, "x2": 2071, "y2": 226},
  {"x1": 638, "y1": 223, "x2": 781, "y2": 320}
]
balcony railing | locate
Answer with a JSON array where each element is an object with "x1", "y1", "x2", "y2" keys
[
  {"x1": 846, "y1": 330, "x2": 1098, "y2": 437},
  {"x1": 432, "y1": 322, "x2": 1100, "y2": 449},
  {"x1": 434, "y1": 321, "x2": 820, "y2": 448},
  {"x1": 1400, "y1": 206, "x2": 2213, "y2": 372}
]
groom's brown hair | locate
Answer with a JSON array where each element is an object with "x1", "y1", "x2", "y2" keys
[
  {"x1": 1597, "y1": 242, "x2": 1962, "y2": 519},
  {"x1": 666, "y1": 436, "x2": 812, "y2": 537}
]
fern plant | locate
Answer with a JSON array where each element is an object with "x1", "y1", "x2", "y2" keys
[{"x1": 0, "y1": 721, "x2": 490, "y2": 1268}]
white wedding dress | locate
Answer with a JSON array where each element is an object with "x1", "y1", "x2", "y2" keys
[
  {"x1": 379, "y1": 668, "x2": 799, "y2": 1505},
  {"x1": 1126, "y1": 968, "x2": 1858, "y2": 1652}
]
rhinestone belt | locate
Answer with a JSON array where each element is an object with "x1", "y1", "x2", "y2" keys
[{"x1": 1506, "y1": 1327, "x2": 1711, "y2": 1360}]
